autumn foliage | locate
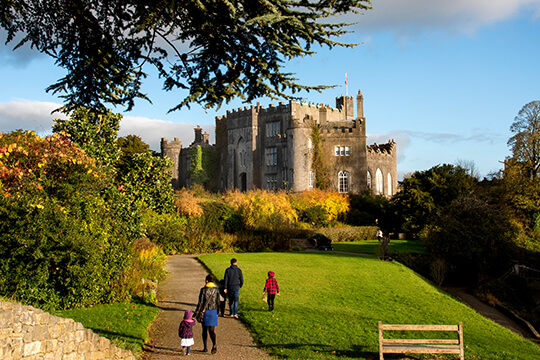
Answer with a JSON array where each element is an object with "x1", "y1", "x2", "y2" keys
[{"x1": 0, "y1": 130, "x2": 135, "y2": 309}]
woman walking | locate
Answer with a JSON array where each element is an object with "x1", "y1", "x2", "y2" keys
[{"x1": 194, "y1": 274, "x2": 220, "y2": 354}]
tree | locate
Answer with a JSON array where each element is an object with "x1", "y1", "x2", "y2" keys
[
  {"x1": 52, "y1": 107, "x2": 121, "y2": 167},
  {"x1": 426, "y1": 195, "x2": 514, "y2": 283},
  {"x1": 508, "y1": 101, "x2": 540, "y2": 178},
  {"x1": 391, "y1": 164, "x2": 477, "y2": 234},
  {"x1": 1, "y1": 0, "x2": 371, "y2": 112},
  {"x1": 118, "y1": 135, "x2": 150, "y2": 158}
]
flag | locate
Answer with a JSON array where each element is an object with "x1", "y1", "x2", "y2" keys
[{"x1": 345, "y1": 73, "x2": 348, "y2": 86}]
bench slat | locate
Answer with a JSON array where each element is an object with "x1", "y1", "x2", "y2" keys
[
  {"x1": 383, "y1": 339, "x2": 459, "y2": 345},
  {"x1": 382, "y1": 344, "x2": 461, "y2": 354},
  {"x1": 381, "y1": 324, "x2": 458, "y2": 331}
]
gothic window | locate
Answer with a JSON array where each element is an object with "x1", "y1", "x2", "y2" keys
[
  {"x1": 387, "y1": 173, "x2": 393, "y2": 195},
  {"x1": 309, "y1": 171, "x2": 315, "y2": 188},
  {"x1": 367, "y1": 171, "x2": 372, "y2": 189},
  {"x1": 290, "y1": 169, "x2": 294, "y2": 184},
  {"x1": 265, "y1": 147, "x2": 277, "y2": 166},
  {"x1": 338, "y1": 170, "x2": 349, "y2": 193},
  {"x1": 266, "y1": 121, "x2": 281, "y2": 137},
  {"x1": 266, "y1": 175, "x2": 277, "y2": 190},
  {"x1": 376, "y1": 169, "x2": 383, "y2": 195}
]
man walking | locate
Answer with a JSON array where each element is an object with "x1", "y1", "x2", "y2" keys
[{"x1": 224, "y1": 258, "x2": 243, "y2": 318}]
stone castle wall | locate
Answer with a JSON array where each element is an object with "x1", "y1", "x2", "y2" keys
[{"x1": 0, "y1": 301, "x2": 135, "y2": 360}]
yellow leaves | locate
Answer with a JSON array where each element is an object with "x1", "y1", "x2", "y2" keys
[{"x1": 30, "y1": 204, "x2": 44, "y2": 209}]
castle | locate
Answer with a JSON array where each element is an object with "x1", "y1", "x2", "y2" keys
[{"x1": 161, "y1": 91, "x2": 397, "y2": 196}]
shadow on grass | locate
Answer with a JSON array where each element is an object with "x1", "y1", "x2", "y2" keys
[{"x1": 264, "y1": 343, "x2": 377, "y2": 359}]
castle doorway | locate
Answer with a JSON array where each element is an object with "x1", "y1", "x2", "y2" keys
[{"x1": 240, "y1": 172, "x2": 247, "y2": 192}]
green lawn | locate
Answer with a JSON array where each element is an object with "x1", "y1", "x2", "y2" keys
[
  {"x1": 200, "y1": 252, "x2": 539, "y2": 360},
  {"x1": 333, "y1": 239, "x2": 426, "y2": 255},
  {"x1": 52, "y1": 301, "x2": 159, "y2": 356}
]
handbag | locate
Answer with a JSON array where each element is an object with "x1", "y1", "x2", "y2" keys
[{"x1": 196, "y1": 288, "x2": 216, "y2": 323}]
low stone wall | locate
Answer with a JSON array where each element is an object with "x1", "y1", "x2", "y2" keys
[{"x1": 0, "y1": 301, "x2": 135, "y2": 360}]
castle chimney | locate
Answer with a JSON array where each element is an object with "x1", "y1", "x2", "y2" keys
[{"x1": 356, "y1": 91, "x2": 364, "y2": 119}]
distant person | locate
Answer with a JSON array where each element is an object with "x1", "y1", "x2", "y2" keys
[
  {"x1": 262, "y1": 271, "x2": 280, "y2": 311},
  {"x1": 377, "y1": 229, "x2": 383, "y2": 242},
  {"x1": 218, "y1": 279, "x2": 227, "y2": 317},
  {"x1": 178, "y1": 310, "x2": 195, "y2": 356},
  {"x1": 194, "y1": 275, "x2": 220, "y2": 354},
  {"x1": 224, "y1": 258, "x2": 244, "y2": 318}
]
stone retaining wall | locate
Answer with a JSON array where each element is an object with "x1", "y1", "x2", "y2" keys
[{"x1": 0, "y1": 301, "x2": 135, "y2": 360}]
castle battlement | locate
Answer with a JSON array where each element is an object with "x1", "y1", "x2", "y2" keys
[
  {"x1": 367, "y1": 141, "x2": 396, "y2": 155},
  {"x1": 161, "y1": 137, "x2": 182, "y2": 147}
]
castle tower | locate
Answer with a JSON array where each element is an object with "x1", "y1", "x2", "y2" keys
[
  {"x1": 335, "y1": 95, "x2": 354, "y2": 120},
  {"x1": 161, "y1": 137, "x2": 182, "y2": 189},
  {"x1": 192, "y1": 125, "x2": 210, "y2": 146}
]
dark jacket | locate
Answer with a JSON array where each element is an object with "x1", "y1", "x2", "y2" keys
[
  {"x1": 194, "y1": 285, "x2": 220, "y2": 316},
  {"x1": 178, "y1": 320, "x2": 195, "y2": 339},
  {"x1": 224, "y1": 265, "x2": 244, "y2": 289}
]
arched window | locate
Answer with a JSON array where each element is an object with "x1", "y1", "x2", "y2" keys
[
  {"x1": 338, "y1": 171, "x2": 349, "y2": 193},
  {"x1": 376, "y1": 169, "x2": 383, "y2": 195},
  {"x1": 309, "y1": 171, "x2": 315, "y2": 188},
  {"x1": 387, "y1": 173, "x2": 392, "y2": 195},
  {"x1": 367, "y1": 171, "x2": 372, "y2": 189}
]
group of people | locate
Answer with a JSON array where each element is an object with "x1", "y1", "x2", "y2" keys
[{"x1": 178, "y1": 258, "x2": 280, "y2": 355}]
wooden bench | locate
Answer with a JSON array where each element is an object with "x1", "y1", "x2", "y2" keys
[{"x1": 379, "y1": 321, "x2": 464, "y2": 360}]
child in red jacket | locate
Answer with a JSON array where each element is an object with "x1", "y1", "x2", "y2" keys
[{"x1": 263, "y1": 271, "x2": 280, "y2": 311}]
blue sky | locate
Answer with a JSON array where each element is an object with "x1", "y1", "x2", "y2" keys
[{"x1": 1, "y1": 0, "x2": 540, "y2": 180}]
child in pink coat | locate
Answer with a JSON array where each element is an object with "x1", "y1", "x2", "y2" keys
[{"x1": 178, "y1": 310, "x2": 196, "y2": 355}]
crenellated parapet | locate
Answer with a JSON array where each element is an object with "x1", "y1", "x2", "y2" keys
[{"x1": 367, "y1": 140, "x2": 396, "y2": 155}]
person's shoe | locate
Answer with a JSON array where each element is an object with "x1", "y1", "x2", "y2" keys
[
  {"x1": 211, "y1": 346, "x2": 217, "y2": 354},
  {"x1": 202, "y1": 348, "x2": 208, "y2": 353},
  {"x1": 234, "y1": 315, "x2": 239, "y2": 319}
]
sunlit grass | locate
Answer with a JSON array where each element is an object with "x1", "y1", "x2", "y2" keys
[
  {"x1": 52, "y1": 301, "x2": 159, "y2": 355},
  {"x1": 200, "y1": 252, "x2": 539, "y2": 360},
  {"x1": 333, "y1": 239, "x2": 426, "y2": 255}
]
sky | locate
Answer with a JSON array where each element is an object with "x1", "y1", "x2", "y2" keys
[{"x1": 1, "y1": 0, "x2": 540, "y2": 181}]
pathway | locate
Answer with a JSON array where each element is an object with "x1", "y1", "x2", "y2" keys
[{"x1": 142, "y1": 255, "x2": 272, "y2": 359}]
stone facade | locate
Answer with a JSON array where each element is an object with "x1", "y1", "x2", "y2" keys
[
  {"x1": 0, "y1": 301, "x2": 135, "y2": 360},
  {"x1": 162, "y1": 91, "x2": 398, "y2": 195}
]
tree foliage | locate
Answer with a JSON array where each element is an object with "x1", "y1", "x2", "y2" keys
[
  {"x1": 1, "y1": 0, "x2": 371, "y2": 112},
  {"x1": 426, "y1": 195, "x2": 514, "y2": 281},
  {"x1": 52, "y1": 107, "x2": 121, "y2": 168},
  {"x1": 508, "y1": 101, "x2": 540, "y2": 178},
  {"x1": 391, "y1": 164, "x2": 477, "y2": 233},
  {"x1": 0, "y1": 130, "x2": 135, "y2": 309},
  {"x1": 118, "y1": 134, "x2": 150, "y2": 158}
]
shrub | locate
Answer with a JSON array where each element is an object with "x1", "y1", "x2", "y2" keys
[
  {"x1": 0, "y1": 131, "x2": 134, "y2": 309},
  {"x1": 142, "y1": 210, "x2": 189, "y2": 254},
  {"x1": 290, "y1": 189, "x2": 350, "y2": 225},
  {"x1": 126, "y1": 238, "x2": 167, "y2": 301}
]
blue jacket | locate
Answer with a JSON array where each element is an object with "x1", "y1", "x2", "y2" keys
[{"x1": 224, "y1": 265, "x2": 243, "y2": 289}]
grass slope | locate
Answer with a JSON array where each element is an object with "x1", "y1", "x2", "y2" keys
[
  {"x1": 200, "y1": 252, "x2": 540, "y2": 360},
  {"x1": 53, "y1": 302, "x2": 159, "y2": 356}
]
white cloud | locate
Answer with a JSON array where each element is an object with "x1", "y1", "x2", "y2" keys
[
  {"x1": 120, "y1": 115, "x2": 215, "y2": 152},
  {"x1": 353, "y1": 0, "x2": 540, "y2": 35},
  {"x1": 0, "y1": 100, "x2": 64, "y2": 136},
  {"x1": 0, "y1": 100, "x2": 213, "y2": 153}
]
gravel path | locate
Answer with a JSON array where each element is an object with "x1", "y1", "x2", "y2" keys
[{"x1": 142, "y1": 255, "x2": 272, "y2": 360}]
